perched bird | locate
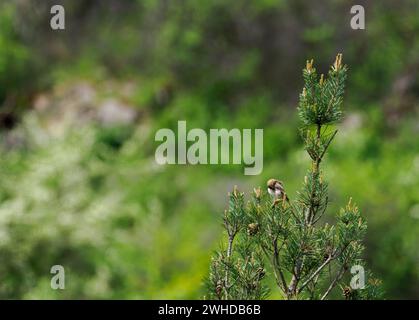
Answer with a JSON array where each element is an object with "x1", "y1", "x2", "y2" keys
[{"x1": 267, "y1": 179, "x2": 289, "y2": 204}]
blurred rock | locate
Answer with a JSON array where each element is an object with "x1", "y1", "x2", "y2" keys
[
  {"x1": 33, "y1": 94, "x2": 50, "y2": 112},
  {"x1": 31, "y1": 82, "x2": 138, "y2": 135},
  {"x1": 97, "y1": 99, "x2": 137, "y2": 126},
  {"x1": 342, "y1": 112, "x2": 363, "y2": 131}
]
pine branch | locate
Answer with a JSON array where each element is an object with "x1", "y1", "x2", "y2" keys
[{"x1": 205, "y1": 54, "x2": 382, "y2": 300}]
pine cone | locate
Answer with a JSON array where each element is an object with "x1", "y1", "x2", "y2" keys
[
  {"x1": 247, "y1": 223, "x2": 259, "y2": 236},
  {"x1": 342, "y1": 286, "x2": 352, "y2": 300}
]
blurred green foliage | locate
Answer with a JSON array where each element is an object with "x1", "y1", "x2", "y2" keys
[{"x1": 0, "y1": 0, "x2": 418, "y2": 299}]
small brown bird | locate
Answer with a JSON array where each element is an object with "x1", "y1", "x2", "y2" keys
[{"x1": 267, "y1": 179, "x2": 289, "y2": 203}]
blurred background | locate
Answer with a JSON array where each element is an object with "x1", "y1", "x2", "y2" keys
[{"x1": 0, "y1": 0, "x2": 418, "y2": 299}]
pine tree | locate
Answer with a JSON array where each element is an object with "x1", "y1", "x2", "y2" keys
[{"x1": 205, "y1": 54, "x2": 383, "y2": 300}]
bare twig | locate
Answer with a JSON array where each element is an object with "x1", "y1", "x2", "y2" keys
[
  {"x1": 312, "y1": 196, "x2": 329, "y2": 225},
  {"x1": 319, "y1": 130, "x2": 338, "y2": 162},
  {"x1": 320, "y1": 265, "x2": 347, "y2": 300},
  {"x1": 224, "y1": 234, "x2": 235, "y2": 299},
  {"x1": 273, "y1": 240, "x2": 289, "y2": 295},
  {"x1": 298, "y1": 255, "x2": 332, "y2": 294},
  {"x1": 261, "y1": 244, "x2": 288, "y2": 299}
]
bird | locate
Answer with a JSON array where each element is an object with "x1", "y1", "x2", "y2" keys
[{"x1": 267, "y1": 179, "x2": 289, "y2": 205}]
